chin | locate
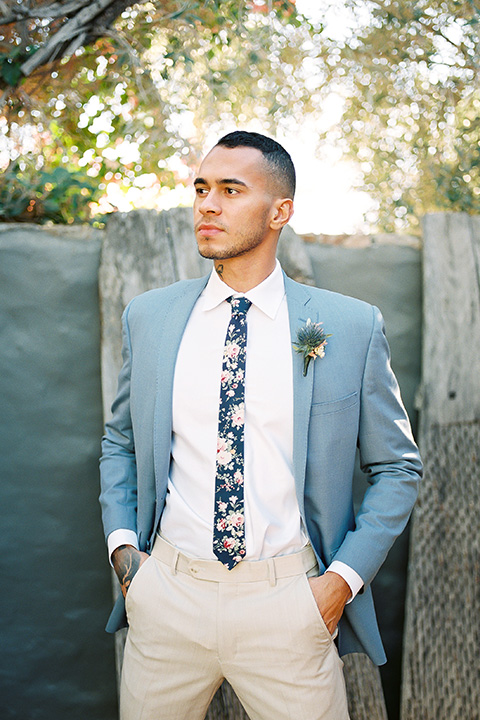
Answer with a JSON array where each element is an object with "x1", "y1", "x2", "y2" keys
[
  {"x1": 197, "y1": 243, "x2": 229, "y2": 260},
  {"x1": 198, "y1": 245, "x2": 216, "y2": 259}
]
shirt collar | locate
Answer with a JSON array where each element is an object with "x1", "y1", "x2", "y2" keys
[{"x1": 201, "y1": 259, "x2": 285, "y2": 320}]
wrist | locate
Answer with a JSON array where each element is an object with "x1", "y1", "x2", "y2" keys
[
  {"x1": 107, "y1": 529, "x2": 139, "y2": 566},
  {"x1": 326, "y1": 560, "x2": 364, "y2": 603},
  {"x1": 324, "y1": 570, "x2": 352, "y2": 603}
]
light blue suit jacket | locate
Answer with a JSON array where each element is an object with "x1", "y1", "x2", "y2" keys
[{"x1": 99, "y1": 272, "x2": 422, "y2": 665}]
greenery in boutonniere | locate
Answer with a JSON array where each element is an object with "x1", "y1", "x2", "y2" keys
[{"x1": 293, "y1": 319, "x2": 332, "y2": 377}]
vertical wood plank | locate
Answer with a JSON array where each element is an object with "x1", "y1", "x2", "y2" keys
[
  {"x1": 401, "y1": 213, "x2": 480, "y2": 720},
  {"x1": 420, "y1": 213, "x2": 480, "y2": 427}
]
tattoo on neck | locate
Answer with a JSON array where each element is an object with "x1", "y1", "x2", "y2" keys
[{"x1": 216, "y1": 264, "x2": 224, "y2": 279}]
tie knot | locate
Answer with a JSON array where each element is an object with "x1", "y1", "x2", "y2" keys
[{"x1": 228, "y1": 296, "x2": 251, "y2": 316}]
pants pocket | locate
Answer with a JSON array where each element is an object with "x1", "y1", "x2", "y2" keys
[
  {"x1": 301, "y1": 572, "x2": 337, "y2": 642},
  {"x1": 125, "y1": 555, "x2": 152, "y2": 618}
]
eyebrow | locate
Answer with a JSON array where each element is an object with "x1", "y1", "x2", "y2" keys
[{"x1": 193, "y1": 177, "x2": 248, "y2": 188}]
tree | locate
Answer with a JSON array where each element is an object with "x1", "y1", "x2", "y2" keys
[
  {"x1": 3, "y1": 1, "x2": 478, "y2": 231},
  {"x1": 0, "y1": 1, "x2": 323, "y2": 223},
  {"x1": 317, "y1": 0, "x2": 480, "y2": 232}
]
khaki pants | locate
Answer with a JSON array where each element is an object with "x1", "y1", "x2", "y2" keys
[{"x1": 120, "y1": 535, "x2": 350, "y2": 720}]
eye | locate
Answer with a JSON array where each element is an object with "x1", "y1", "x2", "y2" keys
[
  {"x1": 225, "y1": 187, "x2": 239, "y2": 195},
  {"x1": 195, "y1": 187, "x2": 208, "y2": 196}
]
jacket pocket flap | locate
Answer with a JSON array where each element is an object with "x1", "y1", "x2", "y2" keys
[{"x1": 311, "y1": 391, "x2": 358, "y2": 416}]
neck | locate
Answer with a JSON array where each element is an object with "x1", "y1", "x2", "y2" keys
[{"x1": 214, "y1": 256, "x2": 276, "y2": 292}]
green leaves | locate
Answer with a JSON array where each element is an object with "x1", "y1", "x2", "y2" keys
[
  {"x1": 1, "y1": 0, "x2": 322, "y2": 226},
  {"x1": 319, "y1": 0, "x2": 480, "y2": 232},
  {"x1": 0, "y1": 46, "x2": 38, "y2": 87},
  {"x1": 0, "y1": 162, "x2": 101, "y2": 225}
]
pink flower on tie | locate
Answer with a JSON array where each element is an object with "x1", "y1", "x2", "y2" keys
[
  {"x1": 225, "y1": 342, "x2": 240, "y2": 359},
  {"x1": 231, "y1": 404, "x2": 244, "y2": 428},
  {"x1": 223, "y1": 538, "x2": 235, "y2": 550},
  {"x1": 216, "y1": 437, "x2": 234, "y2": 465},
  {"x1": 221, "y1": 369, "x2": 232, "y2": 384},
  {"x1": 231, "y1": 513, "x2": 244, "y2": 528}
]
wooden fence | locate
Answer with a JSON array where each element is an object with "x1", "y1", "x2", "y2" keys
[{"x1": 401, "y1": 213, "x2": 480, "y2": 720}]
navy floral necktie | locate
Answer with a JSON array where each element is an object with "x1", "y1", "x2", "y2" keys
[{"x1": 213, "y1": 296, "x2": 252, "y2": 569}]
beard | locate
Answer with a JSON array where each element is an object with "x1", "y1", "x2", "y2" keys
[
  {"x1": 197, "y1": 213, "x2": 270, "y2": 261},
  {"x1": 198, "y1": 235, "x2": 264, "y2": 260}
]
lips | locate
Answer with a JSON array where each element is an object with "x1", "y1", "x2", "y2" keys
[{"x1": 197, "y1": 224, "x2": 224, "y2": 236}]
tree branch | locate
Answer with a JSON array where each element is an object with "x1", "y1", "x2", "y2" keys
[
  {"x1": 18, "y1": 0, "x2": 135, "y2": 76},
  {"x1": 0, "y1": 1, "x2": 91, "y2": 24}
]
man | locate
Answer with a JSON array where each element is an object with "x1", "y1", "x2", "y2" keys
[{"x1": 100, "y1": 131, "x2": 422, "y2": 720}]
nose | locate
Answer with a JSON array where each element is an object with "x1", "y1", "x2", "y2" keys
[{"x1": 197, "y1": 190, "x2": 221, "y2": 215}]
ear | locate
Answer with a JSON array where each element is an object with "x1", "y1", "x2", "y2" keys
[{"x1": 270, "y1": 198, "x2": 294, "y2": 231}]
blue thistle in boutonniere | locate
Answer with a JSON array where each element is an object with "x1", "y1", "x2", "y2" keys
[{"x1": 293, "y1": 319, "x2": 332, "y2": 377}]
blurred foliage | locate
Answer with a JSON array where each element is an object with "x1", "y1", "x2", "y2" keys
[
  {"x1": 0, "y1": 160, "x2": 101, "y2": 223},
  {"x1": 0, "y1": 0, "x2": 324, "y2": 223},
  {"x1": 1, "y1": 0, "x2": 479, "y2": 231},
  {"x1": 319, "y1": 0, "x2": 480, "y2": 232}
]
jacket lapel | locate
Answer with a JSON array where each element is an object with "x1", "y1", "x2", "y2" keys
[
  {"x1": 152, "y1": 275, "x2": 209, "y2": 532},
  {"x1": 284, "y1": 275, "x2": 316, "y2": 519}
]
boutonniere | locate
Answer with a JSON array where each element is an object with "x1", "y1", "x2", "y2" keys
[{"x1": 293, "y1": 319, "x2": 332, "y2": 377}]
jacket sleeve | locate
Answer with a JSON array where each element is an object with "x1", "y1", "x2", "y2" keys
[
  {"x1": 333, "y1": 305, "x2": 423, "y2": 587},
  {"x1": 99, "y1": 301, "x2": 138, "y2": 541}
]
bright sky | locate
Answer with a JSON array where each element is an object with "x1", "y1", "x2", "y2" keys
[
  {"x1": 282, "y1": 123, "x2": 374, "y2": 236},
  {"x1": 264, "y1": 0, "x2": 375, "y2": 235}
]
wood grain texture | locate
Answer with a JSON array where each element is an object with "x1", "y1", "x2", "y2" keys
[
  {"x1": 402, "y1": 213, "x2": 480, "y2": 720},
  {"x1": 420, "y1": 213, "x2": 480, "y2": 427}
]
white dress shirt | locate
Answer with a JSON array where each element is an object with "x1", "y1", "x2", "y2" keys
[{"x1": 108, "y1": 261, "x2": 363, "y2": 598}]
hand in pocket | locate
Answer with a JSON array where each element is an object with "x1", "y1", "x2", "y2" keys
[{"x1": 112, "y1": 544, "x2": 150, "y2": 598}]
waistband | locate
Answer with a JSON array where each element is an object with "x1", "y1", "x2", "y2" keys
[{"x1": 152, "y1": 534, "x2": 318, "y2": 584}]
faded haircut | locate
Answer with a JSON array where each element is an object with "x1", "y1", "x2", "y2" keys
[{"x1": 216, "y1": 131, "x2": 296, "y2": 199}]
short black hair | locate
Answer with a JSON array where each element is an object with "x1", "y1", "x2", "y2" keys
[{"x1": 216, "y1": 130, "x2": 296, "y2": 199}]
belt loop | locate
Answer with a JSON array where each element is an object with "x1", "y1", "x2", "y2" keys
[
  {"x1": 268, "y1": 558, "x2": 276, "y2": 587},
  {"x1": 170, "y1": 549, "x2": 179, "y2": 575}
]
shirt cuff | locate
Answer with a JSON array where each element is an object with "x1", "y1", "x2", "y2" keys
[
  {"x1": 326, "y1": 561, "x2": 364, "y2": 603},
  {"x1": 107, "y1": 529, "x2": 139, "y2": 566}
]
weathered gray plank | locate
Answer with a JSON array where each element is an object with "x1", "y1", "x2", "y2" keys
[
  {"x1": 402, "y1": 422, "x2": 480, "y2": 720},
  {"x1": 420, "y1": 213, "x2": 480, "y2": 427},
  {"x1": 344, "y1": 654, "x2": 388, "y2": 720},
  {"x1": 401, "y1": 213, "x2": 480, "y2": 720},
  {"x1": 99, "y1": 208, "x2": 210, "y2": 413}
]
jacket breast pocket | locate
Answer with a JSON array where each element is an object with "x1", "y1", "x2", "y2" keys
[{"x1": 310, "y1": 391, "x2": 358, "y2": 417}]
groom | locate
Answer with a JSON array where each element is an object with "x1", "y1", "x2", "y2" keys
[{"x1": 100, "y1": 131, "x2": 422, "y2": 720}]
